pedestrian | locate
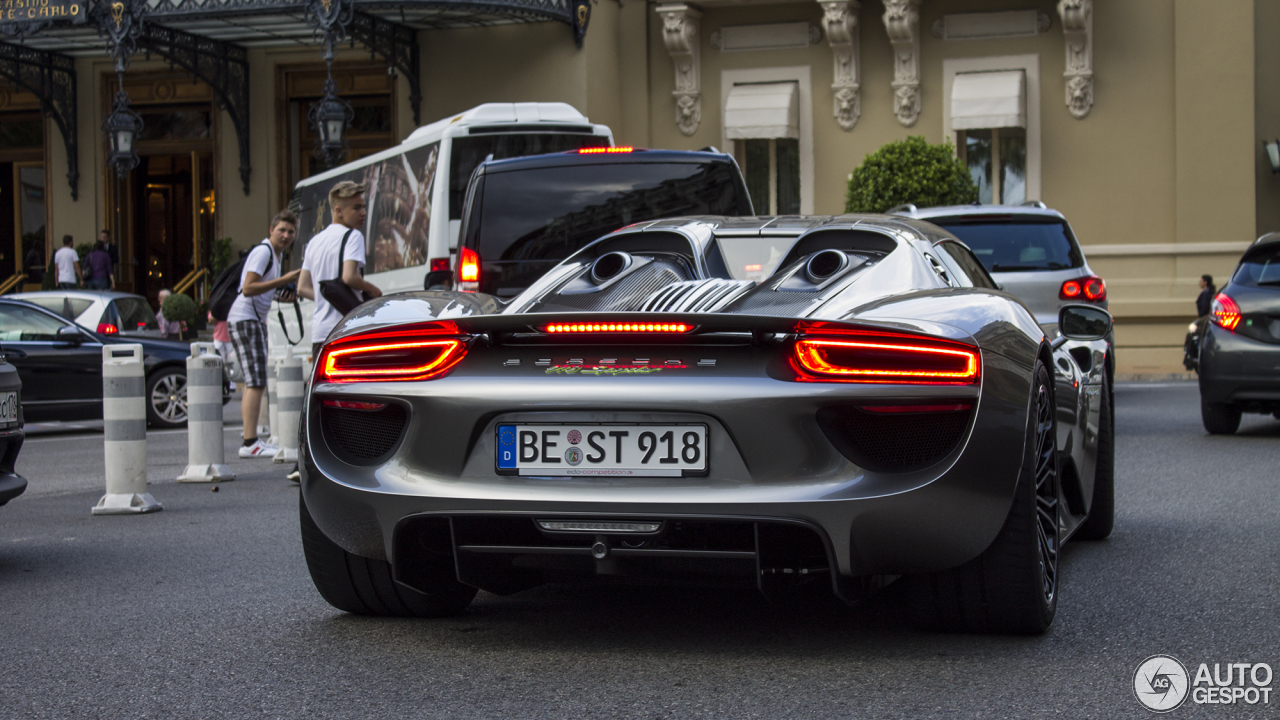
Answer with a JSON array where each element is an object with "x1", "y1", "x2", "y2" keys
[
  {"x1": 83, "y1": 241, "x2": 114, "y2": 291},
  {"x1": 52, "y1": 235, "x2": 81, "y2": 290},
  {"x1": 1196, "y1": 274, "x2": 1216, "y2": 317},
  {"x1": 99, "y1": 229, "x2": 119, "y2": 279},
  {"x1": 297, "y1": 180, "x2": 382, "y2": 360},
  {"x1": 155, "y1": 289, "x2": 186, "y2": 340},
  {"x1": 210, "y1": 310, "x2": 236, "y2": 391},
  {"x1": 227, "y1": 210, "x2": 302, "y2": 458}
]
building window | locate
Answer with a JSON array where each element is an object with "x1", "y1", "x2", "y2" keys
[
  {"x1": 721, "y1": 67, "x2": 814, "y2": 214},
  {"x1": 958, "y1": 127, "x2": 1026, "y2": 205},
  {"x1": 943, "y1": 56, "x2": 1041, "y2": 204}
]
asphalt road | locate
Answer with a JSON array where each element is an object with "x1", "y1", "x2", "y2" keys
[{"x1": 1, "y1": 383, "x2": 1278, "y2": 719}]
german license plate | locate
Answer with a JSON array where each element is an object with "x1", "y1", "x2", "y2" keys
[
  {"x1": 497, "y1": 424, "x2": 707, "y2": 477},
  {"x1": 0, "y1": 392, "x2": 16, "y2": 425}
]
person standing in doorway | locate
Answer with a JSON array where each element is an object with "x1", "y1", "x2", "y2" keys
[
  {"x1": 297, "y1": 180, "x2": 381, "y2": 360},
  {"x1": 227, "y1": 210, "x2": 302, "y2": 458},
  {"x1": 99, "y1": 230, "x2": 119, "y2": 281},
  {"x1": 53, "y1": 235, "x2": 81, "y2": 289},
  {"x1": 84, "y1": 241, "x2": 114, "y2": 290},
  {"x1": 1196, "y1": 274, "x2": 1216, "y2": 318}
]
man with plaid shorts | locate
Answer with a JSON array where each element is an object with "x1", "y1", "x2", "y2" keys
[{"x1": 228, "y1": 210, "x2": 302, "y2": 458}]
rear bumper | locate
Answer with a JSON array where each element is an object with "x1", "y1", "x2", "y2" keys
[
  {"x1": 1198, "y1": 324, "x2": 1280, "y2": 409},
  {"x1": 300, "y1": 351, "x2": 1033, "y2": 590},
  {"x1": 0, "y1": 426, "x2": 26, "y2": 506}
]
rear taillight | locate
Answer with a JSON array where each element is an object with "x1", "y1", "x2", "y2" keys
[
  {"x1": 793, "y1": 336, "x2": 980, "y2": 385},
  {"x1": 316, "y1": 323, "x2": 468, "y2": 383},
  {"x1": 1061, "y1": 276, "x2": 1106, "y2": 301},
  {"x1": 1211, "y1": 293, "x2": 1242, "y2": 331},
  {"x1": 458, "y1": 247, "x2": 479, "y2": 291},
  {"x1": 430, "y1": 257, "x2": 450, "y2": 273},
  {"x1": 97, "y1": 323, "x2": 118, "y2": 335}
]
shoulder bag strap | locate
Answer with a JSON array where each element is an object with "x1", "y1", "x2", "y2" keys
[{"x1": 336, "y1": 228, "x2": 354, "y2": 282}]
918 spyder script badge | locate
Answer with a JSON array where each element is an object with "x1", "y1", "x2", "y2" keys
[{"x1": 545, "y1": 365, "x2": 671, "y2": 375}]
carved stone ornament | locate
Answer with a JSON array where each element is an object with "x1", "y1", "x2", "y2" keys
[
  {"x1": 882, "y1": 0, "x2": 921, "y2": 127},
  {"x1": 1058, "y1": 0, "x2": 1093, "y2": 119},
  {"x1": 657, "y1": 3, "x2": 702, "y2": 136},
  {"x1": 819, "y1": 0, "x2": 860, "y2": 131}
]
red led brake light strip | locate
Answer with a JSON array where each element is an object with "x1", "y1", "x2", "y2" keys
[{"x1": 543, "y1": 323, "x2": 691, "y2": 333}]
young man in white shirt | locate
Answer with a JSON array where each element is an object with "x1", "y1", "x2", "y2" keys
[
  {"x1": 52, "y1": 235, "x2": 81, "y2": 289},
  {"x1": 227, "y1": 210, "x2": 302, "y2": 458},
  {"x1": 298, "y1": 180, "x2": 382, "y2": 359}
]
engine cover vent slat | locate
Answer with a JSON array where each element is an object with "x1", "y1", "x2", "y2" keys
[{"x1": 640, "y1": 279, "x2": 756, "y2": 313}]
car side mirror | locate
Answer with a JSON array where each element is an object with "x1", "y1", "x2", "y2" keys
[
  {"x1": 1058, "y1": 304, "x2": 1112, "y2": 341},
  {"x1": 56, "y1": 325, "x2": 84, "y2": 345}
]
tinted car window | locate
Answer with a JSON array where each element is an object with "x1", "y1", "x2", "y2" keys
[
  {"x1": 478, "y1": 162, "x2": 748, "y2": 262},
  {"x1": 1232, "y1": 244, "x2": 1280, "y2": 287},
  {"x1": 114, "y1": 297, "x2": 159, "y2": 331},
  {"x1": 0, "y1": 304, "x2": 70, "y2": 341},
  {"x1": 448, "y1": 134, "x2": 609, "y2": 220},
  {"x1": 935, "y1": 219, "x2": 1083, "y2": 272},
  {"x1": 24, "y1": 296, "x2": 94, "y2": 320},
  {"x1": 939, "y1": 242, "x2": 999, "y2": 289}
]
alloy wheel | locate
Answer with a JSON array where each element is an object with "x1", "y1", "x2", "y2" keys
[
  {"x1": 151, "y1": 373, "x2": 188, "y2": 424},
  {"x1": 1033, "y1": 382, "x2": 1059, "y2": 604}
]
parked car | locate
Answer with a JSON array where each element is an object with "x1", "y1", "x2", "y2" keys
[
  {"x1": 300, "y1": 215, "x2": 1115, "y2": 634},
  {"x1": 455, "y1": 147, "x2": 754, "y2": 297},
  {"x1": 0, "y1": 352, "x2": 26, "y2": 507},
  {"x1": 0, "y1": 298, "x2": 228, "y2": 428},
  {"x1": 10, "y1": 290, "x2": 162, "y2": 338},
  {"x1": 1196, "y1": 232, "x2": 1280, "y2": 433}
]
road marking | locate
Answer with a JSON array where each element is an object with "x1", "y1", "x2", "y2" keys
[{"x1": 24, "y1": 425, "x2": 245, "y2": 441}]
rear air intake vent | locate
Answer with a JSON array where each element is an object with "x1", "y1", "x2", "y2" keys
[
  {"x1": 640, "y1": 279, "x2": 755, "y2": 313},
  {"x1": 534, "y1": 256, "x2": 690, "y2": 312},
  {"x1": 816, "y1": 405, "x2": 972, "y2": 472},
  {"x1": 321, "y1": 402, "x2": 408, "y2": 464}
]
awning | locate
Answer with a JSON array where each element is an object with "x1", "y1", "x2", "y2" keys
[
  {"x1": 724, "y1": 82, "x2": 798, "y2": 140},
  {"x1": 951, "y1": 70, "x2": 1025, "y2": 130}
]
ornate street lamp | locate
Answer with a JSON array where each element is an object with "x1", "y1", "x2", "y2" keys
[
  {"x1": 307, "y1": 0, "x2": 355, "y2": 166},
  {"x1": 97, "y1": 0, "x2": 146, "y2": 177}
]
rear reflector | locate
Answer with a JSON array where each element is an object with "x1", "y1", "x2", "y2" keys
[
  {"x1": 322, "y1": 400, "x2": 388, "y2": 411},
  {"x1": 543, "y1": 322, "x2": 692, "y2": 333},
  {"x1": 318, "y1": 338, "x2": 466, "y2": 383},
  {"x1": 1211, "y1": 292, "x2": 1242, "y2": 331},
  {"x1": 578, "y1": 146, "x2": 635, "y2": 154},
  {"x1": 794, "y1": 338, "x2": 980, "y2": 384}
]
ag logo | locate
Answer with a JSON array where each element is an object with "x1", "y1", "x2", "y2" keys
[{"x1": 1135, "y1": 655, "x2": 1190, "y2": 712}]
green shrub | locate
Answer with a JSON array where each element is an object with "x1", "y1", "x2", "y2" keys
[
  {"x1": 161, "y1": 292, "x2": 199, "y2": 324},
  {"x1": 211, "y1": 237, "x2": 233, "y2": 277},
  {"x1": 75, "y1": 242, "x2": 93, "y2": 260},
  {"x1": 845, "y1": 136, "x2": 978, "y2": 214}
]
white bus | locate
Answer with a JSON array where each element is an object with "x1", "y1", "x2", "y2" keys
[{"x1": 269, "y1": 103, "x2": 613, "y2": 355}]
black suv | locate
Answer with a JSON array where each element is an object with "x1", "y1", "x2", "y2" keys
[{"x1": 455, "y1": 148, "x2": 753, "y2": 297}]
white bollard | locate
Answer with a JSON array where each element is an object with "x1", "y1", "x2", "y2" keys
[
  {"x1": 266, "y1": 352, "x2": 285, "y2": 446},
  {"x1": 93, "y1": 344, "x2": 161, "y2": 515},
  {"x1": 273, "y1": 354, "x2": 304, "y2": 464},
  {"x1": 256, "y1": 363, "x2": 271, "y2": 439},
  {"x1": 178, "y1": 343, "x2": 234, "y2": 483}
]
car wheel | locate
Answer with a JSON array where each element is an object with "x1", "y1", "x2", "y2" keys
[
  {"x1": 300, "y1": 494, "x2": 476, "y2": 617},
  {"x1": 904, "y1": 360, "x2": 1059, "y2": 634},
  {"x1": 1201, "y1": 400, "x2": 1241, "y2": 435},
  {"x1": 1075, "y1": 372, "x2": 1114, "y2": 540},
  {"x1": 145, "y1": 368, "x2": 188, "y2": 428}
]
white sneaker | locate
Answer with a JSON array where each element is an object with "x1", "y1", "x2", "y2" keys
[{"x1": 239, "y1": 439, "x2": 278, "y2": 458}]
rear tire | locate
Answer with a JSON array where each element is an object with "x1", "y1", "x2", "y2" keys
[
  {"x1": 904, "y1": 360, "x2": 1059, "y2": 634},
  {"x1": 1201, "y1": 400, "x2": 1241, "y2": 435},
  {"x1": 1075, "y1": 373, "x2": 1114, "y2": 540},
  {"x1": 300, "y1": 494, "x2": 476, "y2": 617}
]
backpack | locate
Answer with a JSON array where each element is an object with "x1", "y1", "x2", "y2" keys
[{"x1": 208, "y1": 244, "x2": 273, "y2": 322}]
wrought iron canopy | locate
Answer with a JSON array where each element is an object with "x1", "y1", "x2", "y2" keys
[{"x1": 0, "y1": 42, "x2": 79, "y2": 198}]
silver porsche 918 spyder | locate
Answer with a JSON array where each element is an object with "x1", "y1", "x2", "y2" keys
[{"x1": 299, "y1": 215, "x2": 1115, "y2": 634}]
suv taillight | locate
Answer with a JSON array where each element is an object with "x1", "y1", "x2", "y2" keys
[
  {"x1": 458, "y1": 247, "x2": 479, "y2": 292},
  {"x1": 1211, "y1": 293, "x2": 1241, "y2": 331},
  {"x1": 430, "y1": 257, "x2": 450, "y2": 273},
  {"x1": 1061, "y1": 276, "x2": 1106, "y2": 302}
]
